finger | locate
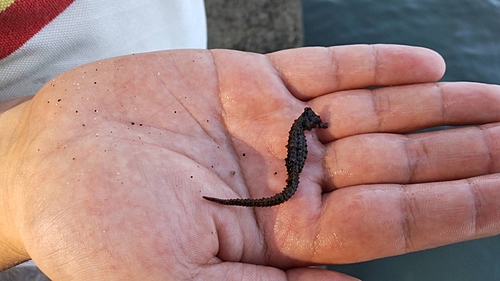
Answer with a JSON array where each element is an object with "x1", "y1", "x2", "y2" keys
[
  {"x1": 199, "y1": 262, "x2": 359, "y2": 281},
  {"x1": 324, "y1": 123, "x2": 500, "y2": 189},
  {"x1": 311, "y1": 82, "x2": 500, "y2": 139},
  {"x1": 310, "y1": 174, "x2": 500, "y2": 264},
  {"x1": 202, "y1": 263, "x2": 360, "y2": 281},
  {"x1": 288, "y1": 267, "x2": 361, "y2": 281},
  {"x1": 202, "y1": 262, "x2": 287, "y2": 280},
  {"x1": 267, "y1": 44, "x2": 445, "y2": 100}
]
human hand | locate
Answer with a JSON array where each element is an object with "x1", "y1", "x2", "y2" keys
[{"x1": 1, "y1": 45, "x2": 499, "y2": 280}]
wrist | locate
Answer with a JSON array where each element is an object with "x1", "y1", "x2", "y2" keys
[{"x1": 0, "y1": 98, "x2": 32, "y2": 270}]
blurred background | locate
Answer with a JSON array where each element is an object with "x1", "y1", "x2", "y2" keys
[{"x1": 2, "y1": 0, "x2": 499, "y2": 280}]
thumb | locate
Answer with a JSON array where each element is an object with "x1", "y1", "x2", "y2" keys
[{"x1": 202, "y1": 262, "x2": 361, "y2": 281}]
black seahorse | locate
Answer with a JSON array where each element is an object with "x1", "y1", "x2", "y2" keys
[{"x1": 202, "y1": 107, "x2": 329, "y2": 207}]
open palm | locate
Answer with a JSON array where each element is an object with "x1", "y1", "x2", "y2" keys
[{"x1": 3, "y1": 45, "x2": 500, "y2": 280}]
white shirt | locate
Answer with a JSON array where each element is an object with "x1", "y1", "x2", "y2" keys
[{"x1": 0, "y1": 0, "x2": 207, "y2": 101}]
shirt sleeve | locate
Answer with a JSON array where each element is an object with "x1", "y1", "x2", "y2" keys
[{"x1": 0, "y1": 0, "x2": 207, "y2": 101}]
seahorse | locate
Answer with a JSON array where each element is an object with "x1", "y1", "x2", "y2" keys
[{"x1": 202, "y1": 107, "x2": 328, "y2": 207}]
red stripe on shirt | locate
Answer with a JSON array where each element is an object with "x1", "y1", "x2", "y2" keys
[{"x1": 0, "y1": 0, "x2": 75, "y2": 59}]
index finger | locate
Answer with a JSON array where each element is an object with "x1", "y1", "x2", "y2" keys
[{"x1": 267, "y1": 44, "x2": 446, "y2": 100}]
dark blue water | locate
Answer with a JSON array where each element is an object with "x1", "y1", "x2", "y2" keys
[{"x1": 302, "y1": 0, "x2": 500, "y2": 280}]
